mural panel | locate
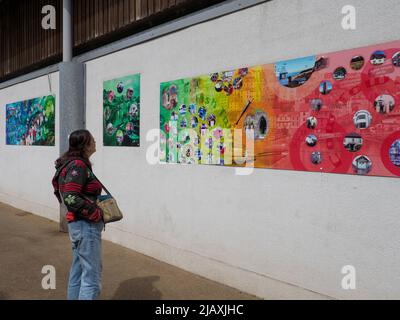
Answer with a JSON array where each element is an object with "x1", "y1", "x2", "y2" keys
[
  {"x1": 160, "y1": 40, "x2": 400, "y2": 177},
  {"x1": 103, "y1": 74, "x2": 140, "y2": 146},
  {"x1": 6, "y1": 95, "x2": 55, "y2": 146}
]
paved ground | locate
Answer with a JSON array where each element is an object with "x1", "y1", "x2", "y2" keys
[{"x1": 0, "y1": 202, "x2": 259, "y2": 300}]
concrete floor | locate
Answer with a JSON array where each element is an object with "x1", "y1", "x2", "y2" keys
[{"x1": 0, "y1": 202, "x2": 258, "y2": 300}]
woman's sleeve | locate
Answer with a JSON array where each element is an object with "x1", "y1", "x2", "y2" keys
[{"x1": 61, "y1": 161, "x2": 103, "y2": 222}]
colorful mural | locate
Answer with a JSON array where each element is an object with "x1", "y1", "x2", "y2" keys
[
  {"x1": 103, "y1": 74, "x2": 140, "y2": 146},
  {"x1": 6, "y1": 95, "x2": 55, "y2": 146},
  {"x1": 160, "y1": 40, "x2": 400, "y2": 177}
]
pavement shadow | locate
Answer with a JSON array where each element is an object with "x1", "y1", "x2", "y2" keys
[{"x1": 111, "y1": 276, "x2": 162, "y2": 300}]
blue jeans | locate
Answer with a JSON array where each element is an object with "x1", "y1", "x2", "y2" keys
[{"x1": 67, "y1": 220, "x2": 103, "y2": 300}]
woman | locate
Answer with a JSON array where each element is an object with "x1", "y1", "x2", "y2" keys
[{"x1": 52, "y1": 129, "x2": 104, "y2": 300}]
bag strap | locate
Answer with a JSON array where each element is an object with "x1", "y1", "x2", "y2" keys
[{"x1": 87, "y1": 169, "x2": 113, "y2": 198}]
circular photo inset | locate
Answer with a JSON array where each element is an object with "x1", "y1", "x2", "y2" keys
[
  {"x1": 254, "y1": 111, "x2": 269, "y2": 139},
  {"x1": 389, "y1": 139, "x2": 400, "y2": 167},
  {"x1": 353, "y1": 110, "x2": 372, "y2": 129},
  {"x1": 126, "y1": 122, "x2": 134, "y2": 135},
  {"x1": 233, "y1": 77, "x2": 243, "y2": 90},
  {"x1": 117, "y1": 82, "x2": 124, "y2": 93},
  {"x1": 179, "y1": 104, "x2": 187, "y2": 116},
  {"x1": 108, "y1": 91, "x2": 115, "y2": 103},
  {"x1": 116, "y1": 130, "x2": 124, "y2": 144},
  {"x1": 215, "y1": 80, "x2": 224, "y2": 92},
  {"x1": 207, "y1": 114, "x2": 216, "y2": 128},
  {"x1": 343, "y1": 133, "x2": 363, "y2": 152},
  {"x1": 352, "y1": 155, "x2": 372, "y2": 174},
  {"x1": 310, "y1": 98, "x2": 322, "y2": 111},
  {"x1": 221, "y1": 70, "x2": 234, "y2": 83},
  {"x1": 392, "y1": 51, "x2": 400, "y2": 67},
  {"x1": 198, "y1": 106, "x2": 207, "y2": 121},
  {"x1": 333, "y1": 67, "x2": 347, "y2": 80},
  {"x1": 210, "y1": 73, "x2": 219, "y2": 82},
  {"x1": 224, "y1": 83, "x2": 234, "y2": 96},
  {"x1": 106, "y1": 123, "x2": 114, "y2": 135},
  {"x1": 306, "y1": 134, "x2": 317, "y2": 147},
  {"x1": 374, "y1": 94, "x2": 395, "y2": 114},
  {"x1": 126, "y1": 88, "x2": 134, "y2": 100},
  {"x1": 129, "y1": 104, "x2": 138, "y2": 117},
  {"x1": 311, "y1": 151, "x2": 322, "y2": 165},
  {"x1": 239, "y1": 68, "x2": 249, "y2": 77},
  {"x1": 307, "y1": 116, "x2": 318, "y2": 129},
  {"x1": 370, "y1": 50, "x2": 386, "y2": 65},
  {"x1": 350, "y1": 55, "x2": 365, "y2": 70},
  {"x1": 319, "y1": 81, "x2": 332, "y2": 95},
  {"x1": 190, "y1": 116, "x2": 198, "y2": 128}
]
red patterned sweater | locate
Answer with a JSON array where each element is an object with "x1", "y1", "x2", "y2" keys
[{"x1": 52, "y1": 158, "x2": 103, "y2": 223}]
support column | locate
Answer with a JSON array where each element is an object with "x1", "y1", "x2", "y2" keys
[
  {"x1": 59, "y1": 0, "x2": 85, "y2": 232},
  {"x1": 63, "y1": 0, "x2": 72, "y2": 63}
]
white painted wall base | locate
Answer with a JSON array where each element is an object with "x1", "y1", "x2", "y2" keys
[
  {"x1": 102, "y1": 224, "x2": 332, "y2": 299},
  {"x1": 0, "y1": 193, "x2": 59, "y2": 223}
]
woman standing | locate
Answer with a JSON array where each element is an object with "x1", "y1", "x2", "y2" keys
[{"x1": 52, "y1": 129, "x2": 104, "y2": 300}]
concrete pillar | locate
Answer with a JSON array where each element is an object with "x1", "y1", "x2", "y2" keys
[
  {"x1": 59, "y1": 0, "x2": 85, "y2": 232},
  {"x1": 63, "y1": 0, "x2": 73, "y2": 63},
  {"x1": 58, "y1": 63, "x2": 85, "y2": 232}
]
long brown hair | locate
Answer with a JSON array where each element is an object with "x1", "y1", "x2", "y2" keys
[{"x1": 55, "y1": 129, "x2": 93, "y2": 168}]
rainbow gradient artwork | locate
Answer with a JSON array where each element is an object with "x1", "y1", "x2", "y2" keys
[{"x1": 160, "y1": 40, "x2": 400, "y2": 177}]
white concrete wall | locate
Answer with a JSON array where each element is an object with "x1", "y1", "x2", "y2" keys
[
  {"x1": 85, "y1": 0, "x2": 400, "y2": 299},
  {"x1": 0, "y1": 73, "x2": 60, "y2": 221}
]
